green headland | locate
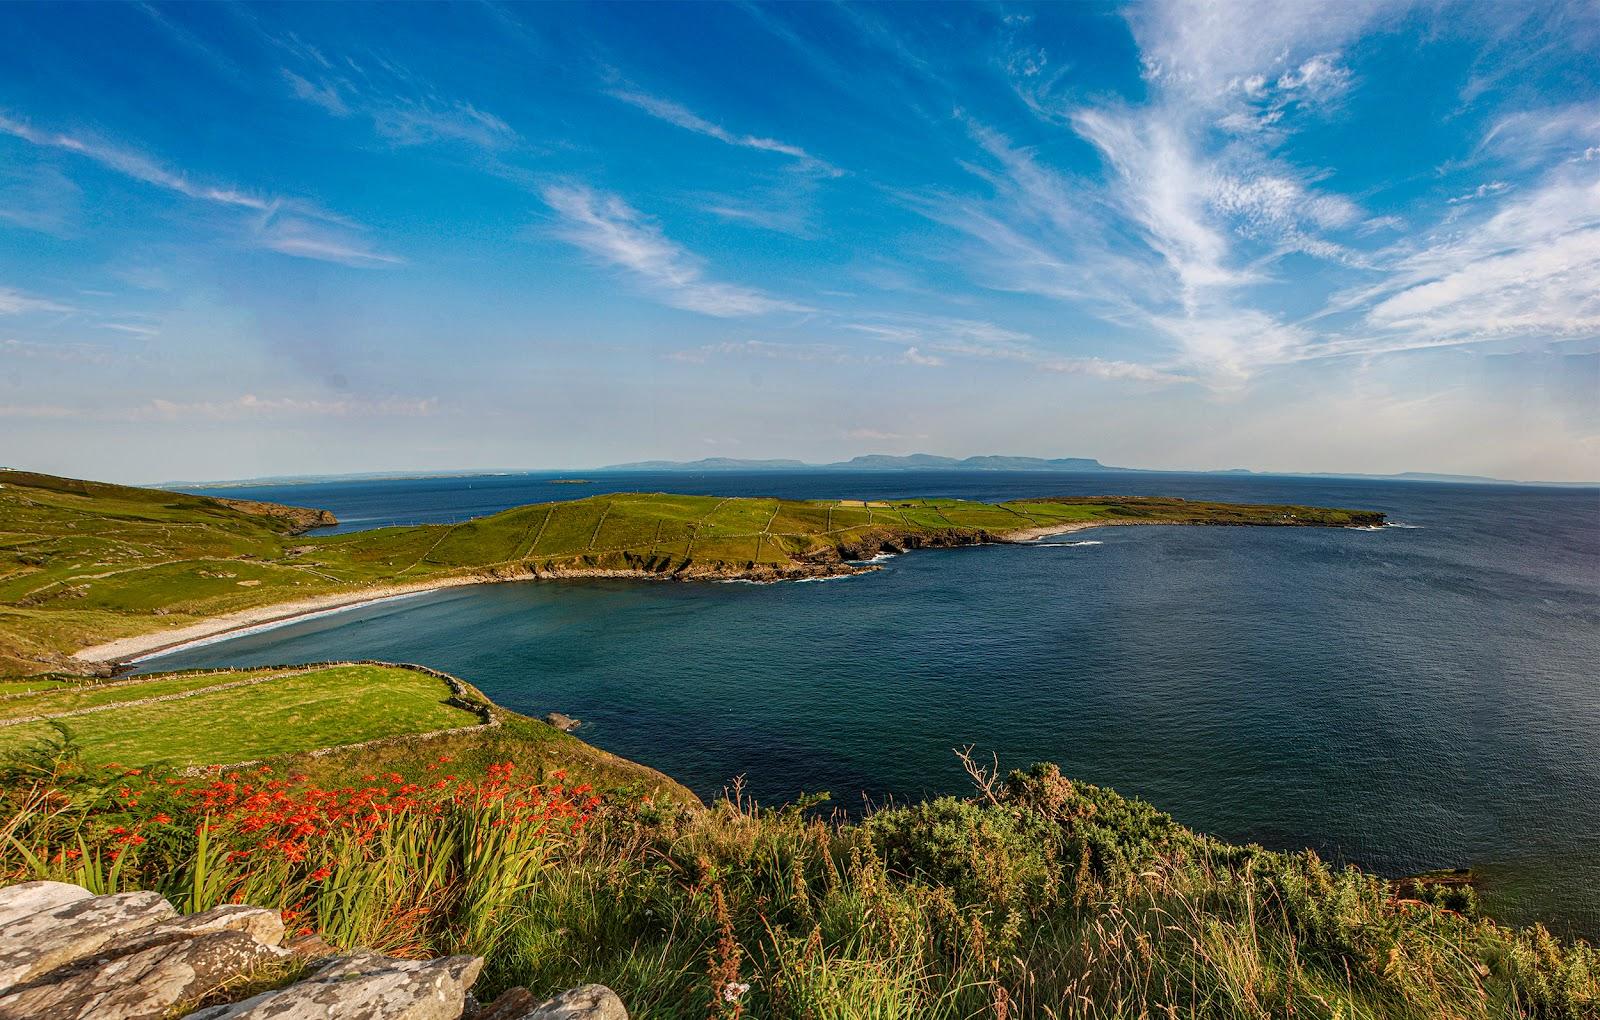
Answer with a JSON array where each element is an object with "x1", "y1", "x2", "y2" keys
[{"x1": 0, "y1": 468, "x2": 1383, "y2": 677}]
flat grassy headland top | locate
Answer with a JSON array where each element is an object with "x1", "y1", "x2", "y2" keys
[
  {"x1": 0, "y1": 663, "x2": 478, "y2": 767},
  {"x1": 0, "y1": 659, "x2": 699, "y2": 803},
  {"x1": 0, "y1": 469, "x2": 1384, "y2": 676}
]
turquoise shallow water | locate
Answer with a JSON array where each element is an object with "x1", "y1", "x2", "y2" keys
[{"x1": 144, "y1": 471, "x2": 1600, "y2": 936}]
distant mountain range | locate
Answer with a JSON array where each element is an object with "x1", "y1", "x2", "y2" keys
[
  {"x1": 602, "y1": 454, "x2": 1120, "y2": 473},
  {"x1": 144, "y1": 455, "x2": 1592, "y2": 490},
  {"x1": 596, "y1": 454, "x2": 1574, "y2": 485}
]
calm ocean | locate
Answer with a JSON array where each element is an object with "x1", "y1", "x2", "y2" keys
[{"x1": 140, "y1": 470, "x2": 1600, "y2": 935}]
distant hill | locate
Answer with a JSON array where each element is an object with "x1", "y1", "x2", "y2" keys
[
  {"x1": 602, "y1": 454, "x2": 1123, "y2": 472},
  {"x1": 593, "y1": 455, "x2": 1592, "y2": 486}
]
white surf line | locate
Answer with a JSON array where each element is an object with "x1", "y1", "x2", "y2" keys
[{"x1": 125, "y1": 590, "x2": 435, "y2": 663}]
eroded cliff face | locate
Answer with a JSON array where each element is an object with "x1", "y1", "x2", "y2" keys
[
  {"x1": 211, "y1": 498, "x2": 339, "y2": 534},
  {"x1": 830, "y1": 526, "x2": 998, "y2": 561}
]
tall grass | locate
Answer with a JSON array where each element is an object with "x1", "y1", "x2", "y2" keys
[{"x1": 2, "y1": 730, "x2": 1594, "y2": 1019}]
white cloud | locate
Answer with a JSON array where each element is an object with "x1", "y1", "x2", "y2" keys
[
  {"x1": 1314, "y1": 166, "x2": 1600, "y2": 358},
  {"x1": 668, "y1": 340, "x2": 849, "y2": 364},
  {"x1": 972, "y1": 0, "x2": 1383, "y2": 382},
  {"x1": 0, "y1": 286, "x2": 73, "y2": 316},
  {"x1": 0, "y1": 111, "x2": 271, "y2": 211},
  {"x1": 0, "y1": 338, "x2": 119, "y2": 364},
  {"x1": 1128, "y1": 0, "x2": 1391, "y2": 105},
  {"x1": 253, "y1": 216, "x2": 404, "y2": 268},
  {"x1": 0, "y1": 392, "x2": 438, "y2": 422},
  {"x1": 1447, "y1": 180, "x2": 1511, "y2": 204},
  {"x1": 283, "y1": 69, "x2": 348, "y2": 116},
  {"x1": 542, "y1": 184, "x2": 809, "y2": 318},
  {"x1": 1480, "y1": 102, "x2": 1600, "y2": 166},
  {"x1": 133, "y1": 393, "x2": 439, "y2": 421},
  {"x1": 97, "y1": 322, "x2": 159, "y2": 337},
  {"x1": 279, "y1": 49, "x2": 517, "y2": 150},
  {"x1": 608, "y1": 89, "x2": 841, "y2": 176},
  {"x1": 0, "y1": 110, "x2": 398, "y2": 266},
  {"x1": 847, "y1": 314, "x2": 1184, "y2": 383}
]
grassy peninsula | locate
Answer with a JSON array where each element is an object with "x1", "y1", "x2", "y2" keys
[{"x1": 0, "y1": 469, "x2": 1383, "y2": 677}]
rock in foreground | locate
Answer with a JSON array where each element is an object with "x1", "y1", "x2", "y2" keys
[{"x1": 0, "y1": 880, "x2": 627, "y2": 1020}]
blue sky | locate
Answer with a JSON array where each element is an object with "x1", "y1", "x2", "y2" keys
[{"x1": 2, "y1": 1, "x2": 1597, "y2": 482}]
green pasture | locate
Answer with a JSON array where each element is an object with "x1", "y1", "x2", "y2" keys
[{"x1": 0, "y1": 664, "x2": 477, "y2": 766}]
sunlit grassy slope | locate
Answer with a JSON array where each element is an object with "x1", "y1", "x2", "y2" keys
[
  {"x1": 0, "y1": 469, "x2": 1384, "y2": 676},
  {"x1": 0, "y1": 660, "x2": 699, "y2": 802},
  {"x1": 0, "y1": 664, "x2": 478, "y2": 767}
]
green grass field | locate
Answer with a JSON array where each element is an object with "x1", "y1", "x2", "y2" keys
[
  {"x1": 0, "y1": 664, "x2": 479, "y2": 766},
  {"x1": 0, "y1": 470, "x2": 1385, "y2": 677}
]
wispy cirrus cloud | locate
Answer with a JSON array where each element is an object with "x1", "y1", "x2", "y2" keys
[
  {"x1": 252, "y1": 216, "x2": 403, "y2": 268},
  {"x1": 957, "y1": 0, "x2": 1396, "y2": 383},
  {"x1": 1479, "y1": 101, "x2": 1600, "y2": 167},
  {"x1": 275, "y1": 32, "x2": 517, "y2": 150},
  {"x1": 0, "y1": 110, "x2": 400, "y2": 267},
  {"x1": 133, "y1": 393, "x2": 439, "y2": 421},
  {"x1": 0, "y1": 285, "x2": 74, "y2": 316},
  {"x1": 0, "y1": 111, "x2": 271, "y2": 211},
  {"x1": 0, "y1": 337, "x2": 121, "y2": 364},
  {"x1": 1318, "y1": 167, "x2": 1600, "y2": 357},
  {"x1": 283, "y1": 68, "x2": 517, "y2": 149},
  {"x1": 845, "y1": 313, "x2": 1186, "y2": 384},
  {"x1": 608, "y1": 88, "x2": 841, "y2": 177},
  {"x1": 666, "y1": 339, "x2": 852, "y2": 364},
  {"x1": 0, "y1": 392, "x2": 438, "y2": 422},
  {"x1": 542, "y1": 184, "x2": 809, "y2": 318}
]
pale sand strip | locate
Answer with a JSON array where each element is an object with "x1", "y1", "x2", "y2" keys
[
  {"x1": 996, "y1": 520, "x2": 1143, "y2": 542},
  {"x1": 74, "y1": 578, "x2": 488, "y2": 667},
  {"x1": 74, "y1": 522, "x2": 1132, "y2": 668},
  {"x1": 74, "y1": 567, "x2": 739, "y2": 668}
]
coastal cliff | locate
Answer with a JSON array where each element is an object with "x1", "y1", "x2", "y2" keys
[{"x1": 211, "y1": 496, "x2": 339, "y2": 534}]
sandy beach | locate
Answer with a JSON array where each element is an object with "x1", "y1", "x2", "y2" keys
[
  {"x1": 73, "y1": 577, "x2": 489, "y2": 667},
  {"x1": 74, "y1": 521, "x2": 1124, "y2": 668}
]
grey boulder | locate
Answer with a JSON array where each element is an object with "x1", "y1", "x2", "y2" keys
[
  {"x1": 183, "y1": 950, "x2": 483, "y2": 1020},
  {"x1": 0, "y1": 929, "x2": 290, "y2": 1020},
  {"x1": 0, "y1": 881, "x2": 94, "y2": 929},
  {"x1": 480, "y1": 984, "x2": 628, "y2": 1020},
  {"x1": 0, "y1": 890, "x2": 176, "y2": 990}
]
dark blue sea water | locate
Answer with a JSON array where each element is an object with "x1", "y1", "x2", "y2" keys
[{"x1": 146, "y1": 471, "x2": 1600, "y2": 935}]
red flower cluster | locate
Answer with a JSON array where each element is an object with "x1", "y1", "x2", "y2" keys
[{"x1": 57, "y1": 761, "x2": 600, "y2": 876}]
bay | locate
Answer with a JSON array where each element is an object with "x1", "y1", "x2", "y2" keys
[{"x1": 143, "y1": 470, "x2": 1600, "y2": 935}]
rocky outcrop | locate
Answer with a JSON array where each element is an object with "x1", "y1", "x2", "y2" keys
[
  {"x1": 0, "y1": 888, "x2": 176, "y2": 989},
  {"x1": 186, "y1": 951, "x2": 482, "y2": 1020},
  {"x1": 0, "y1": 881, "x2": 627, "y2": 1020},
  {"x1": 0, "y1": 880, "x2": 92, "y2": 928},
  {"x1": 544, "y1": 712, "x2": 580, "y2": 732},
  {"x1": 0, "y1": 930, "x2": 289, "y2": 1019},
  {"x1": 211, "y1": 496, "x2": 339, "y2": 534},
  {"x1": 513, "y1": 984, "x2": 628, "y2": 1019}
]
